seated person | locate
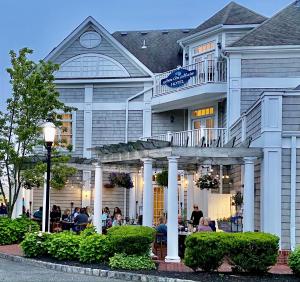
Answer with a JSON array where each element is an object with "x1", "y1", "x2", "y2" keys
[
  {"x1": 198, "y1": 217, "x2": 213, "y2": 232},
  {"x1": 178, "y1": 214, "x2": 185, "y2": 230},
  {"x1": 156, "y1": 216, "x2": 167, "y2": 242},
  {"x1": 207, "y1": 217, "x2": 216, "y2": 232},
  {"x1": 73, "y1": 208, "x2": 89, "y2": 231},
  {"x1": 33, "y1": 207, "x2": 43, "y2": 221},
  {"x1": 61, "y1": 209, "x2": 71, "y2": 230},
  {"x1": 112, "y1": 213, "x2": 122, "y2": 226}
]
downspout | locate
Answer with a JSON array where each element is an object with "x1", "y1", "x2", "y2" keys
[
  {"x1": 219, "y1": 49, "x2": 230, "y2": 142},
  {"x1": 125, "y1": 86, "x2": 154, "y2": 143}
]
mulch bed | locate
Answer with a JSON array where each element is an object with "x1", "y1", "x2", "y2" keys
[{"x1": 35, "y1": 256, "x2": 299, "y2": 282}]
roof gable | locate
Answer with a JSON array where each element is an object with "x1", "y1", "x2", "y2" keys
[
  {"x1": 189, "y1": 1, "x2": 266, "y2": 36},
  {"x1": 45, "y1": 17, "x2": 153, "y2": 77},
  {"x1": 230, "y1": 1, "x2": 300, "y2": 47}
]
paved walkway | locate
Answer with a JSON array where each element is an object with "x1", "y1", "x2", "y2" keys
[
  {"x1": 0, "y1": 244, "x2": 293, "y2": 275},
  {"x1": 0, "y1": 257, "x2": 119, "y2": 282}
]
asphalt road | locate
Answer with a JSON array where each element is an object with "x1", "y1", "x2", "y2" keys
[{"x1": 0, "y1": 258, "x2": 121, "y2": 282}]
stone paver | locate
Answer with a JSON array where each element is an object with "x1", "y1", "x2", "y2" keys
[{"x1": 0, "y1": 258, "x2": 120, "y2": 282}]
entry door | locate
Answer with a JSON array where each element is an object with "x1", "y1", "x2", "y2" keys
[
  {"x1": 153, "y1": 187, "x2": 164, "y2": 225},
  {"x1": 192, "y1": 117, "x2": 214, "y2": 146}
]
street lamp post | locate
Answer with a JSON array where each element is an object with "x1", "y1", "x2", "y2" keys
[{"x1": 43, "y1": 121, "x2": 56, "y2": 232}]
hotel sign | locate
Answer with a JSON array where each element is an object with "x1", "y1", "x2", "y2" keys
[{"x1": 161, "y1": 68, "x2": 196, "y2": 88}]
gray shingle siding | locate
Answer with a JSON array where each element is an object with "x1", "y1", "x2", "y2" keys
[
  {"x1": 282, "y1": 96, "x2": 300, "y2": 131},
  {"x1": 57, "y1": 88, "x2": 85, "y2": 103},
  {"x1": 93, "y1": 87, "x2": 143, "y2": 103},
  {"x1": 51, "y1": 29, "x2": 146, "y2": 77},
  {"x1": 246, "y1": 102, "x2": 261, "y2": 141},
  {"x1": 218, "y1": 100, "x2": 227, "y2": 128},
  {"x1": 282, "y1": 148, "x2": 291, "y2": 249},
  {"x1": 242, "y1": 58, "x2": 300, "y2": 78},
  {"x1": 128, "y1": 110, "x2": 143, "y2": 141},
  {"x1": 152, "y1": 110, "x2": 185, "y2": 136},
  {"x1": 229, "y1": 120, "x2": 242, "y2": 145},
  {"x1": 296, "y1": 149, "x2": 300, "y2": 245},
  {"x1": 254, "y1": 162, "x2": 261, "y2": 231}
]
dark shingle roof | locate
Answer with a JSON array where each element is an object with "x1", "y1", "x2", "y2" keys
[
  {"x1": 113, "y1": 29, "x2": 192, "y2": 73},
  {"x1": 188, "y1": 1, "x2": 266, "y2": 36},
  {"x1": 231, "y1": 1, "x2": 300, "y2": 47}
]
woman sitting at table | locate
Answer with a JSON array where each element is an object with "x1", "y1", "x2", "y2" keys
[
  {"x1": 156, "y1": 216, "x2": 167, "y2": 242},
  {"x1": 112, "y1": 213, "x2": 122, "y2": 226},
  {"x1": 198, "y1": 217, "x2": 213, "y2": 232}
]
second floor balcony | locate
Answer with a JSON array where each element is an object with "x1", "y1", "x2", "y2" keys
[{"x1": 154, "y1": 59, "x2": 227, "y2": 98}]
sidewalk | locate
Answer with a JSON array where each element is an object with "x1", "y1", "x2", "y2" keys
[{"x1": 0, "y1": 244, "x2": 293, "y2": 275}]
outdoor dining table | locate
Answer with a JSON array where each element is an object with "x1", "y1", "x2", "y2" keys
[{"x1": 178, "y1": 231, "x2": 192, "y2": 258}]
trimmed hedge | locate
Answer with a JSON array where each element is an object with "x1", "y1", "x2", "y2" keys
[
  {"x1": 79, "y1": 234, "x2": 110, "y2": 263},
  {"x1": 184, "y1": 232, "x2": 279, "y2": 273},
  {"x1": 0, "y1": 217, "x2": 39, "y2": 245},
  {"x1": 46, "y1": 232, "x2": 82, "y2": 261},
  {"x1": 184, "y1": 232, "x2": 231, "y2": 271},
  {"x1": 21, "y1": 232, "x2": 51, "y2": 258},
  {"x1": 109, "y1": 253, "x2": 156, "y2": 270},
  {"x1": 288, "y1": 247, "x2": 300, "y2": 276},
  {"x1": 228, "y1": 232, "x2": 279, "y2": 273},
  {"x1": 107, "y1": 225, "x2": 155, "y2": 256}
]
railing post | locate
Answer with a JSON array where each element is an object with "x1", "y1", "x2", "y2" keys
[
  {"x1": 166, "y1": 131, "x2": 172, "y2": 142},
  {"x1": 204, "y1": 60, "x2": 208, "y2": 83}
]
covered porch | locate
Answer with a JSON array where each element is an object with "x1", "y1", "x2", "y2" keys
[{"x1": 92, "y1": 140, "x2": 262, "y2": 262}]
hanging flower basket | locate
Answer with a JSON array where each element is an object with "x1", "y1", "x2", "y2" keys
[
  {"x1": 104, "y1": 183, "x2": 115, "y2": 188},
  {"x1": 196, "y1": 174, "x2": 219, "y2": 190},
  {"x1": 232, "y1": 191, "x2": 243, "y2": 207},
  {"x1": 109, "y1": 172, "x2": 133, "y2": 189},
  {"x1": 156, "y1": 170, "x2": 168, "y2": 187}
]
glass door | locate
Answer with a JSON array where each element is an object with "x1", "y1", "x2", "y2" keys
[{"x1": 192, "y1": 117, "x2": 214, "y2": 146}]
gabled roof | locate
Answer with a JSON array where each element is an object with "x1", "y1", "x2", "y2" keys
[
  {"x1": 188, "y1": 1, "x2": 266, "y2": 36},
  {"x1": 230, "y1": 1, "x2": 300, "y2": 47},
  {"x1": 113, "y1": 29, "x2": 192, "y2": 73}
]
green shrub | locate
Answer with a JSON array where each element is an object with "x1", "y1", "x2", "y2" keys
[
  {"x1": 107, "y1": 225, "x2": 155, "y2": 256},
  {"x1": 47, "y1": 232, "x2": 81, "y2": 260},
  {"x1": 0, "y1": 217, "x2": 39, "y2": 245},
  {"x1": 228, "y1": 232, "x2": 279, "y2": 273},
  {"x1": 21, "y1": 232, "x2": 51, "y2": 257},
  {"x1": 79, "y1": 234, "x2": 110, "y2": 263},
  {"x1": 288, "y1": 247, "x2": 300, "y2": 276},
  {"x1": 80, "y1": 226, "x2": 96, "y2": 237},
  {"x1": 109, "y1": 253, "x2": 156, "y2": 270},
  {"x1": 184, "y1": 232, "x2": 230, "y2": 271}
]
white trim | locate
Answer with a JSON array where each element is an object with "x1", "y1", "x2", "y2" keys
[
  {"x1": 65, "y1": 102, "x2": 145, "y2": 111},
  {"x1": 290, "y1": 136, "x2": 296, "y2": 251},
  {"x1": 45, "y1": 16, "x2": 154, "y2": 77},
  {"x1": 71, "y1": 110, "x2": 77, "y2": 152},
  {"x1": 242, "y1": 78, "x2": 300, "y2": 89},
  {"x1": 54, "y1": 77, "x2": 153, "y2": 84},
  {"x1": 226, "y1": 45, "x2": 300, "y2": 53}
]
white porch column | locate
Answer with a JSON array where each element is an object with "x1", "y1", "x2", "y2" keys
[
  {"x1": 243, "y1": 157, "x2": 256, "y2": 232},
  {"x1": 93, "y1": 163, "x2": 103, "y2": 234},
  {"x1": 129, "y1": 173, "x2": 137, "y2": 219},
  {"x1": 186, "y1": 174, "x2": 194, "y2": 220},
  {"x1": 82, "y1": 170, "x2": 92, "y2": 208},
  {"x1": 12, "y1": 188, "x2": 23, "y2": 219},
  {"x1": 42, "y1": 172, "x2": 49, "y2": 232},
  {"x1": 142, "y1": 158, "x2": 153, "y2": 227},
  {"x1": 165, "y1": 156, "x2": 180, "y2": 263}
]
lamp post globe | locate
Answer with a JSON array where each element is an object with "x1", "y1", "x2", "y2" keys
[{"x1": 42, "y1": 121, "x2": 56, "y2": 232}]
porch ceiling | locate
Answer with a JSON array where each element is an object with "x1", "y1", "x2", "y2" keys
[{"x1": 92, "y1": 141, "x2": 262, "y2": 170}]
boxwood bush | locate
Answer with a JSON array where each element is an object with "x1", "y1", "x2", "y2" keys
[
  {"x1": 288, "y1": 246, "x2": 300, "y2": 276},
  {"x1": 47, "y1": 232, "x2": 81, "y2": 261},
  {"x1": 0, "y1": 217, "x2": 39, "y2": 245},
  {"x1": 184, "y1": 232, "x2": 230, "y2": 271},
  {"x1": 79, "y1": 234, "x2": 110, "y2": 263},
  {"x1": 184, "y1": 232, "x2": 279, "y2": 273},
  {"x1": 21, "y1": 232, "x2": 51, "y2": 257},
  {"x1": 228, "y1": 232, "x2": 279, "y2": 273},
  {"x1": 107, "y1": 225, "x2": 155, "y2": 256},
  {"x1": 109, "y1": 253, "x2": 156, "y2": 270}
]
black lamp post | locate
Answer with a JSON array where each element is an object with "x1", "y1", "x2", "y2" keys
[{"x1": 43, "y1": 121, "x2": 56, "y2": 232}]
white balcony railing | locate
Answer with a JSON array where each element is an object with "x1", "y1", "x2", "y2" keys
[
  {"x1": 143, "y1": 128, "x2": 227, "y2": 147},
  {"x1": 154, "y1": 59, "x2": 227, "y2": 97}
]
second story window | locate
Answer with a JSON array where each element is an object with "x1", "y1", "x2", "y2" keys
[
  {"x1": 192, "y1": 107, "x2": 214, "y2": 118},
  {"x1": 55, "y1": 113, "x2": 73, "y2": 150},
  {"x1": 193, "y1": 41, "x2": 215, "y2": 56}
]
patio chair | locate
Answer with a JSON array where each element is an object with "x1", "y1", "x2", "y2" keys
[{"x1": 153, "y1": 233, "x2": 167, "y2": 260}]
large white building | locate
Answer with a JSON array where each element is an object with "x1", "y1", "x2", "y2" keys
[{"x1": 19, "y1": 0, "x2": 300, "y2": 260}]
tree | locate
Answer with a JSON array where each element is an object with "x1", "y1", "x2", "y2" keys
[{"x1": 0, "y1": 48, "x2": 76, "y2": 217}]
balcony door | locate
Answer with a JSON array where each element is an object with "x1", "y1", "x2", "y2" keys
[{"x1": 192, "y1": 117, "x2": 215, "y2": 146}]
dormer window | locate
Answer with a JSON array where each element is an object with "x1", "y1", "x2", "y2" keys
[{"x1": 193, "y1": 41, "x2": 215, "y2": 55}]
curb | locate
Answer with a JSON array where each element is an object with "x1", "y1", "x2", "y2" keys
[{"x1": 0, "y1": 252, "x2": 194, "y2": 282}]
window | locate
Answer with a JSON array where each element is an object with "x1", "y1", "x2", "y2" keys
[
  {"x1": 193, "y1": 41, "x2": 215, "y2": 55},
  {"x1": 80, "y1": 31, "x2": 101, "y2": 48},
  {"x1": 55, "y1": 114, "x2": 73, "y2": 149},
  {"x1": 192, "y1": 107, "x2": 214, "y2": 118},
  {"x1": 153, "y1": 186, "x2": 164, "y2": 225}
]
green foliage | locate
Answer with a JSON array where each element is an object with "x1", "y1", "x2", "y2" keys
[
  {"x1": 228, "y1": 232, "x2": 279, "y2": 273},
  {"x1": 80, "y1": 225, "x2": 97, "y2": 237},
  {"x1": 109, "y1": 172, "x2": 133, "y2": 189},
  {"x1": 184, "y1": 232, "x2": 279, "y2": 273},
  {"x1": 155, "y1": 170, "x2": 168, "y2": 187},
  {"x1": 79, "y1": 234, "x2": 110, "y2": 263},
  {"x1": 0, "y1": 217, "x2": 39, "y2": 245},
  {"x1": 21, "y1": 232, "x2": 51, "y2": 257},
  {"x1": 288, "y1": 247, "x2": 300, "y2": 276},
  {"x1": 196, "y1": 174, "x2": 219, "y2": 190},
  {"x1": 46, "y1": 232, "x2": 81, "y2": 260},
  {"x1": 107, "y1": 225, "x2": 155, "y2": 255},
  {"x1": 184, "y1": 232, "x2": 230, "y2": 271},
  {"x1": 109, "y1": 253, "x2": 156, "y2": 270},
  {"x1": 0, "y1": 48, "x2": 75, "y2": 217}
]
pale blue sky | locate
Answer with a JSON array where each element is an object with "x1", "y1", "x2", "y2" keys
[{"x1": 0, "y1": 0, "x2": 293, "y2": 109}]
